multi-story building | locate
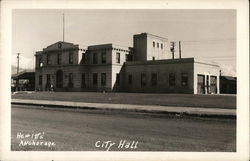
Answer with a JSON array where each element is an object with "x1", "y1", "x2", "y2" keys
[{"x1": 35, "y1": 33, "x2": 220, "y2": 94}]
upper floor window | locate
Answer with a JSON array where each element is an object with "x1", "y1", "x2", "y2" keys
[
  {"x1": 93, "y1": 53, "x2": 98, "y2": 64},
  {"x1": 153, "y1": 41, "x2": 155, "y2": 47},
  {"x1": 69, "y1": 52, "x2": 73, "y2": 64},
  {"x1": 47, "y1": 54, "x2": 51, "y2": 65},
  {"x1": 58, "y1": 53, "x2": 62, "y2": 65},
  {"x1": 101, "y1": 52, "x2": 106, "y2": 64},
  {"x1": 38, "y1": 56, "x2": 43, "y2": 67},
  {"x1": 151, "y1": 73, "x2": 157, "y2": 86},
  {"x1": 161, "y1": 43, "x2": 163, "y2": 49},
  {"x1": 181, "y1": 73, "x2": 188, "y2": 86},
  {"x1": 116, "y1": 52, "x2": 120, "y2": 63},
  {"x1": 157, "y1": 42, "x2": 159, "y2": 48},
  {"x1": 169, "y1": 73, "x2": 175, "y2": 86}
]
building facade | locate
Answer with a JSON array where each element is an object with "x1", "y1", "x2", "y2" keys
[{"x1": 35, "y1": 33, "x2": 220, "y2": 94}]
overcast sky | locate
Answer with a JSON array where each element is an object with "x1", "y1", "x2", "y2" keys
[{"x1": 12, "y1": 9, "x2": 236, "y2": 76}]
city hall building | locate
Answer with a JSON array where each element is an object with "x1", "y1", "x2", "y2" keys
[{"x1": 35, "y1": 33, "x2": 220, "y2": 94}]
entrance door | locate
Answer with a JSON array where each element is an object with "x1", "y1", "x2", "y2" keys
[
  {"x1": 56, "y1": 70, "x2": 63, "y2": 88},
  {"x1": 210, "y1": 76, "x2": 217, "y2": 94},
  {"x1": 197, "y1": 74, "x2": 205, "y2": 94}
]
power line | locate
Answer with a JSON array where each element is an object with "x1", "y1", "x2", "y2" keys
[{"x1": 181, "y1": 38, "x2": 236, "y2": 43}]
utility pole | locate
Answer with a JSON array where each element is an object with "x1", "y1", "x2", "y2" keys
[
  {"x1": 170, "y1": 42, "x2": 176, "y2": 59},
  {"x1": 179, "y1": 41, "x2": 182, "y2": 59},
  {"x1": 63, "y1": 13, "x2": 65, "y2": 42},
  {"x1": 16, "y1": 53, "x2": 20, "y2": 91}
]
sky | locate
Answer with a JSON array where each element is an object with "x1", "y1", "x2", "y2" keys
[{"x1": 12, "y1": 9, "x2": 236, "y2": 76}]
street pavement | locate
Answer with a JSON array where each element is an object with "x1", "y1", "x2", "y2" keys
[
  {"x1": 11, "y1": 104, "x2": 236, "y2": 151},
  {"x1": 11, "y1": 98, "x2": 236, "y2": 117}
]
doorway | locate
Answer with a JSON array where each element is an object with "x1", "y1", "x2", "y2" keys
[
  {"x1": 197, "y1": 74, "x2": 205, "y2": 94},
  {"x1": 56, "y1": 70, "x2": 63, "y2": 88}
]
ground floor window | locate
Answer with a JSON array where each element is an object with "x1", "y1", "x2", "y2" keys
[
  {"x1": 210, "y1": 76, "x2": 217, "y2": 94},
  {"x1": 39, "y1": 75, "x2": 42, "y2": 86},
  {"x1": 128, "y1": 74, "x2": 132, "y2": 85},
  {"x1": 169, "y1": 73, "x2": 175, "y2": 86},
  {"x1": 181, "y1": 73, "x2": 188, "y2": 86},
  {"x1": 68, "y1": 73, "x2": 73, "y2": 88},
  {"x1": 151, "y1": 73, "x2": 157, "y2": 86},
  {"x1": 81, "y1": 73, "x2": 86, "y2": 88},
  {"x1": 197, "y1": 74, "x2": 205, "y2": 94},
  {"x1": 116, "y1": 73, "x2": 120, "y2": 85},
  {"x1": 101, "y1": 73, "x2": 106, "y2": 86},
  {"x1": 93, "y1": 73, "x2": 98, "y2": 86},
  {"x1": 141, "y1": 73, "x2": 147, "y2": 87}
]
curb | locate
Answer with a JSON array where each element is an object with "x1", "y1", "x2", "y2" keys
[{"x1": 11, "y1": 99, "x2": 236, "y2": 119}]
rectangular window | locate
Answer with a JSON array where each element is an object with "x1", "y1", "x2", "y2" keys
[
  {"x1": 210, "y1": 76, "x2": 217, "y2": 94},
  {"x1": 93, "y1": 73, "x2": 98, "y2": 86},
  {"x1": 101, "y1": 52, "x2": 106, "y2": 64},
  {"x1": 68, "y1": 73, "x2": 73, "y2": 88},
  {"x1": 116, "y1": 52, "x2": 120, "y2": 63},
  {"x1": 47, "y1": 55, "x2": 51, "y2": 65},
  {"x1": 169, "y1": 73, "x2": 175, "y2": 86},
  {"x1": 181, "y1": 73, "x2": 188, "y2": 86},
  {"x1": 46, "y1": 74, "x2": 50, "y2": 84},
  {"x1": 151, "y1": 73, "x2": 157, "y2": 86},
  {"x1": 38, "y1": 56, "x2": 42, "y2": 67},
  {"x1": 157, "y1": 42, "x2": 159, "y2": 48},
  {"x1": 101, "y1": 73, "x2": 106, "y2": 86},
  {"x1": 141, "y1": 73, "x2": 147, "y2": 87},
  {"x1": 69, "y1": 52, "x2": 73, "y2": 64},
  {"x1": 128, "y1": 74, "x2": 132, "y2": 85},
  {"x1": 161, "y1": 43, "x2": 163, "y2": 49},
  {"x1": 58, "y1": 53, "x2": 62, "y2": 65},
  {"x1": 82, "y1": 53, "x2": 86, "y2": 64},
  {"x1": 39, "y1": 75, "x2": 42, "y2": 85},
  {"x1": 116, "y1": 73, "x2": 120, "y2": 85},
  {"x1": 81, "y1": 73, "x2": 86, "y2": 88},
  {"x1": 153, "y1": 41, "x2": 155, "y2": 47},
  {"x1": 126, "y1": 54, "x2": 133, "y2": 62},
  {"x1": 93, "y1": 53, "x2": 98, "y2": 64}
]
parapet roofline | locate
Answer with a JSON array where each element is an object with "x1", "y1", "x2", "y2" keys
[
  {"x1": 134, "y1": 33, "x2": 168, "y2": 41},
  {"x1": 125, "y1": 58, "x2": 219, "y2": 67},
  {"x1": 88, "y1": 43, "x2": 131, "y2": 50},
  {"x1": 44, "y1": 41, "x2": 77, "y2": 49}
]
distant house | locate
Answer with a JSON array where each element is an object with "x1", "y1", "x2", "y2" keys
[
  {"x1": 35, "y1": 33, "x2": 221, "y2": 94},
  {"x1": 220, "y1": 76, "x2": 237, "y2": 94},
  {"x1": 11, "y1": 70, "x2": 35, "y2": 92}
]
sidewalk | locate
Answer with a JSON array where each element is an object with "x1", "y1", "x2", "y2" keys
[{"x1": 11, "y1": 99, "x2": 236, "y2": 118}]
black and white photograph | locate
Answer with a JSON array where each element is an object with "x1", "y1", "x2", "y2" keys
[{"x1": 0, "y1": 0, "x2": 249, "y2": 161}]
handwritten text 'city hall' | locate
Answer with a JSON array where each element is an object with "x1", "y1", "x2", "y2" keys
[{"x1": 95, "y1": 140, "x2": 138, "y2": 151}]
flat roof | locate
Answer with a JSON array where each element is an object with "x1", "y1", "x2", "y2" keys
[
  {"x1": 125, "y1": 58, "x2": 219, "y2": 67},
  {"x1": 133, "y1": 33, "x2": 168, "y2": 41},
  {"x1": 88, "y1": 43, "x2": 131, "y2": 51}
]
